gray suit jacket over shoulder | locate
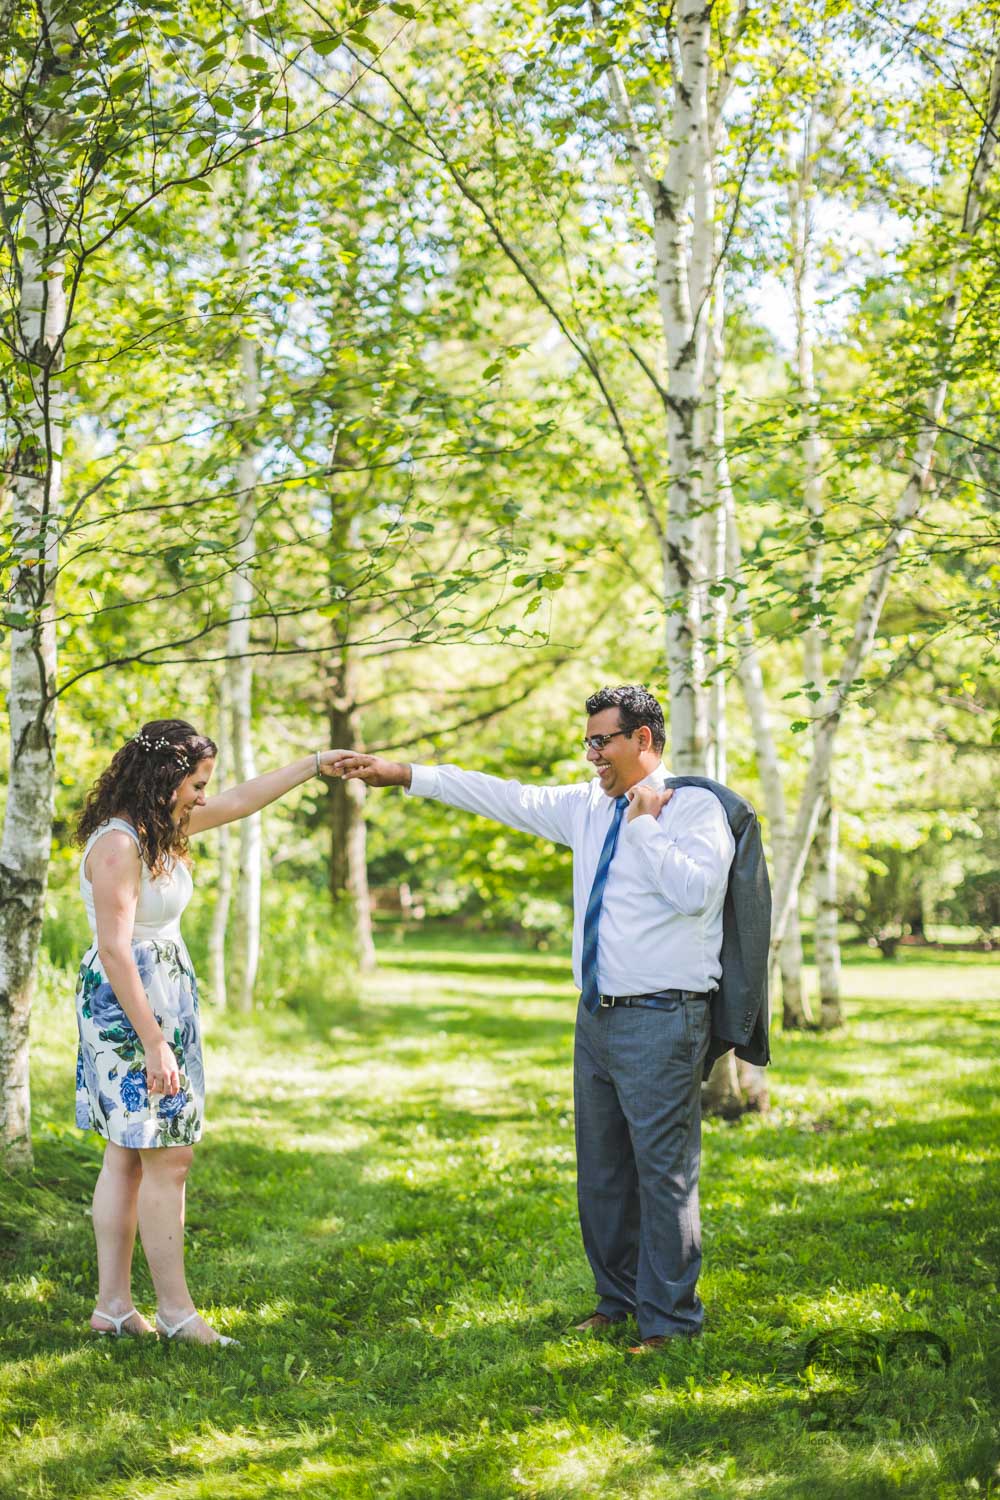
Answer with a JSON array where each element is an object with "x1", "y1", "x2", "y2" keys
[{"x1": 663, "y1": 776, "x2": 772, "y2": 1075}]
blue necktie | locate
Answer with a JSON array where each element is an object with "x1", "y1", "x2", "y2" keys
[{"x1": 580, "y1": 795, "x2": 629, "y2": 1013}]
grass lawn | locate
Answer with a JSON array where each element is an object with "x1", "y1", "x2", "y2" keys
[{"x1": 1, "y1": 936, "x2": 998, "y2": 1499}]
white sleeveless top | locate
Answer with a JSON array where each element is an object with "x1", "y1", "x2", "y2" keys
[{"x1": 80, "y1": 817, "x2": 193, "y2": 943}]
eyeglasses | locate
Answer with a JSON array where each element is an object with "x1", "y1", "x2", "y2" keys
[{"x1": 582, "y1": 730, "x2": 632, "y2": 752}]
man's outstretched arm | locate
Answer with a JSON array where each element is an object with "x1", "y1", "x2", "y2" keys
[{"x1": 328, "y1": 753, "x2": 584, "y2": 847}]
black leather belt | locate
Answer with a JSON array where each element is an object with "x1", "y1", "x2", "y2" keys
[{"x1": 598, "y1": 989, "x2": 710, "y2": 1008}]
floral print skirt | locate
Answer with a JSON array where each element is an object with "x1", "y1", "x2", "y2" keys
[{"x1": 75, "y1": 939, "x2": 205, "y2": 1149}]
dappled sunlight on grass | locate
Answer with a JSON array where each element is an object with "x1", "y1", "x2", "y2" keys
[{"x1": 2, "y1": 945, "x2": 997, "y2": 1498}]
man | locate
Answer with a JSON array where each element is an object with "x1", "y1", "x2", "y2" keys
[{"x1": 330, "y1": 685, "x2": 736, "y2": 1350}]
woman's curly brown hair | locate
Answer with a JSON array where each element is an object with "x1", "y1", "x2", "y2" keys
[{"x1": 77, "y1": 719, "x2": 218, "y2": 877}]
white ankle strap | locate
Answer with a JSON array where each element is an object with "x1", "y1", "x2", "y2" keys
[{"x1": 156, "y1": 1310, "x2": 199, "y2": 1338}]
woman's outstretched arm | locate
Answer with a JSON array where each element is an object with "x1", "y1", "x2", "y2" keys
[{"x1": 187, "y1": 751, "x2": 344, "y2": 834}]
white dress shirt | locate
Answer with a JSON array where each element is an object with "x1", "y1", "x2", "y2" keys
[{"x1": 406, "y1": 763, "x2": 736, "y2": 996}]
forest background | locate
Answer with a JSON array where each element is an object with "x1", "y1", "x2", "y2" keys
[
  {"x1": 1, "y1": 4, "x2": 999, "y2": 1497},
  {"x1": 1, "y1": 0, "x2": 999, "y2": 1163}
]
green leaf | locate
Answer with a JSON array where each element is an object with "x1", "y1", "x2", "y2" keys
[
  {"x1": 109, "y1": 67, "x2": 145, "y2": 97},
  {"x1": 107, "y1": 33, "x2": 142, "y2": 64}
]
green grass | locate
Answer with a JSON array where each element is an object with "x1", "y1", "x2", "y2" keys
[{"x1": 2, "y1": 938, "x2": 998, "y2": 1499}]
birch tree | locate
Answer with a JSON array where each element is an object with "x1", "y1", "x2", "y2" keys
[
  {"x1": 0, "y1": 2, "x2": 68, "y2": 1165},
  {"x1": 787, "y1": 119, "x2": 841, "y2": 1026},
  {"x1": 598, "y1": 0, "x2": 714, "y2": 772},
  {"x1": 208, "y1": 669, "x2": 233, "y2": 1006},
  {"x1": 341, "y1": 0, "x2": 757, "y2": 776},
  {"x1": 769, "y1": 45, "x2": 1000, "y2": 951},
  {"x1": 225, "y1": 90, "x2": 263, "y2": 1012},
  {"x1": 0, "y1": 0, "x2": 324, "y2": 1155}
]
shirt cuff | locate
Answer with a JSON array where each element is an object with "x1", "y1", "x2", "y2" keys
[{"x1": 405, "y1": 763, "x2": 439, "y2": 798}]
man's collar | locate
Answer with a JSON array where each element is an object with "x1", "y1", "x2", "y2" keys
[{"x1": 631, "y1": 763, "x2": 667, "y2": 792}]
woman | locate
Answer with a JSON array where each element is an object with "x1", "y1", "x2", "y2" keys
[{"x1": 75, "y1": 719, "x2": 338, "y2": 1344}]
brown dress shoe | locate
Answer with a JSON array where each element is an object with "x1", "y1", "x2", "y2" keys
[
  {"x1": 628, "y1": 1334, "x2": 668, "y2": 1353},
  {"x1": 574, "y1": 1312, "x2": 617, "y2": 1332}
]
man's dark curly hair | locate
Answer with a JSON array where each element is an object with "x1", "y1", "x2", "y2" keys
[
  {"x1": 585, "y1": 685, "x2": 666, "y2": 754},
  {"x1": 77, "y1": 719, "x2": 218, "y2": 877}
]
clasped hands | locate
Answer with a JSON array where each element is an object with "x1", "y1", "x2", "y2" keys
[{"x1": 321, "y1": 751, "x2": 410, "y2": 787}]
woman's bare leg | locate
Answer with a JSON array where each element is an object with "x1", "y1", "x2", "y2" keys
[
  {"x1": 90, "y1": 1141, "x2": 153, "y2": 1334},
  {"x1": 137, "y1": 1145, "x2": 223, "y2": 1343}
]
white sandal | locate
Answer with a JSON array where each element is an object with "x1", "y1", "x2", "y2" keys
[
  {"x1": 91, "y1": 1307, "x2": 144, "y2": 1337},
  {"x1": 156, "y1": 1310, "x2": 238, "y2": 1346}
]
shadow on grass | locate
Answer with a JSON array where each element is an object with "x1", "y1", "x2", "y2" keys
[
  {"x1": 278, "y1": 986, "x2": 576, "y2": 1060},
  {"x1": 377, "y1": 951, "x2": 572, "y2": 982},
  {"x1": 0, "y1": 1316, "x2": 982, "y2": 1500},
  {"x1": 2, "y1": 955, "x2": 998, "y2": 1500}
]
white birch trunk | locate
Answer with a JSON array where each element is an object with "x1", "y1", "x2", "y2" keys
[
  {"x1": 788, "y1": 130, "x2": 825, "y2": 698},
  {"x1": 814, "y1": 796, "x2": 842, "y2": 1027},
  {"x1": 657, "y1": 4, "x2": 712, "y2": 772},
  {"x1": 704, "y1": 268, "x2": 728, "y2": 784},
  {"x1": 207, "y1": 670, "x2": 232, "y2": 1006},
  {"x1": 701, "y1": 236, "x2": 772, "y2": 1104},
  {"x1": 789, "y1": 129, "x2": 842, "y2": 1023},
  {"x1": 225, "y1": 117, "x2": 262, "y2": 1012},
  {"x1": 0, "y1": 29, "x2": 66, "y2": 1164},
  {"x1": 726, "y1": 497, "x2": 813, "y2": 1027},
  {"x1": 599, "y1": 1, "x2": 712, "y2": 772}
]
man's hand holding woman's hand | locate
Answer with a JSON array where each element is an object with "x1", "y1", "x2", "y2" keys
[
  {"x1": 625, "y1": 784, "x2": 673, "y2": 823},
  {"x1": 321, "y1": 752, "x2": 412, "y2": 788}
]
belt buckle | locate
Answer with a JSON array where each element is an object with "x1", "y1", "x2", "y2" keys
[{"x1": 599, "y1": 994, "x2": 614, "y2": 1008}]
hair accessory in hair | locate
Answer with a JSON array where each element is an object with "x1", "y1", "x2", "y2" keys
[{"x1": 132, "y1": 731, "x2": 192, "y2": 768}]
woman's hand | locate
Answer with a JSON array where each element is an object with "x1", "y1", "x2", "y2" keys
[
  {"x1": 145, "y1": 1035, "x2": 181, "y2": 1097},
  {"x1": 315, "y1": 749, "x2": 356, "y2": 777}
]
